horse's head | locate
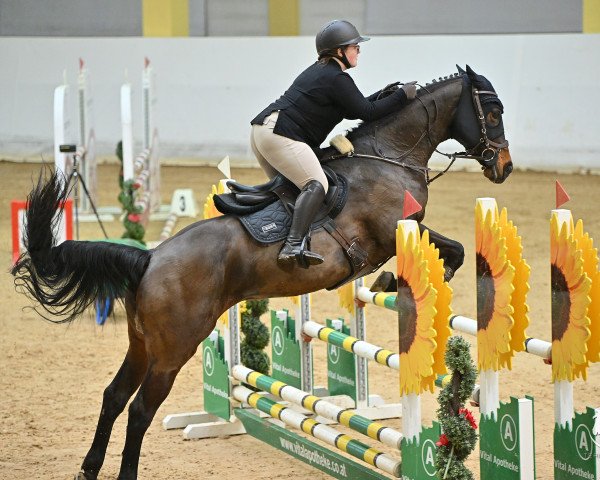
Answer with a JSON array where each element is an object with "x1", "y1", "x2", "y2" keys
[{"x1": 450, "y1": 65, "x2": 513, "y2": 184}]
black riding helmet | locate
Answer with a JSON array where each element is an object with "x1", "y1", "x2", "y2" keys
[{"x1": 316, "y1": 20, "x2": 369, "y2": 68}]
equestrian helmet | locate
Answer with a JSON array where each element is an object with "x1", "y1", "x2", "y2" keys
[{"x1": 315, "y1": 20, "x2": 370, "y2": 54}]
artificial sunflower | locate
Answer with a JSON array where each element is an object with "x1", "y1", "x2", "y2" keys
[
  {"x1": 497, "y1": 207, "x2": 531, "y2": 369},
  {"x1": 475, "y1": 201, "x2": 515, "y2": 372},
  {"x1": 203, "y1": 182, "x2": 225, "y2": 220},
  {"x1": 419, "y1": 228, "x2": 452, "y2": 392},
  {"x1": 572, "y1": 219, "x2": 600, "y2": 371},
  {"x1": 551, "y1": 213, "x2": 592, "y2": 382},
  {"x1": 337, "y1": 282, "x2": 355, "y2": 316},
  {"x1": 396, "y1": 223, "x2": 438, "y2": 396}
]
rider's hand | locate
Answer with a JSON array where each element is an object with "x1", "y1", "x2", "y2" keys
[
  {"x1": 382, "y1": 82, "x2": 401, "y2": 92},
  {"x1": 401, "y1": 81, "x2": 417, "y2": 100}
]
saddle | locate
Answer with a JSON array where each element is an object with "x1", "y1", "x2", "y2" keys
[{"x1": 213, "y1": 165, "x2": 377, "y2": 289}]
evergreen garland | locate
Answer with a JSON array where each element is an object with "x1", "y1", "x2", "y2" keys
[
  {"x1": 435, "y1": 336, "x2": 478, "y2": 479},
  {"x1": 240, "y1": 299, "x2": 270, "y2": 375},
  {"x1": 116, "y1": 141, "x2": 146, "y2": 244}
]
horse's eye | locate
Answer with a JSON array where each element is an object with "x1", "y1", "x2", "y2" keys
[{"x1": 486, "y1": 110, "x2": 501, "y2": 127}]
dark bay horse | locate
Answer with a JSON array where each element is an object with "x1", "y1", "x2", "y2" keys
[{"x1": 12, "y1": 65, "x2": 512, "y2": 479}]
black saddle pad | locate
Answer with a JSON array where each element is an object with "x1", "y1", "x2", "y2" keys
[{"x1": 215, "y1": 170, "x2": 349, "y2": 244}]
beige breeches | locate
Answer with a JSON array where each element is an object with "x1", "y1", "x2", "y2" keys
[{"x1": 250, "y1": 112, "x2": 329, "y2": 193}]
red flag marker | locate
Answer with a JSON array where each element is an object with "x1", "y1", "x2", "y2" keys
[
  {"x1": 555, "y1": 180, "x2": 570, "y2": 209},
  {"x1": 403, "y1": 191, "x2": 422, "y2": 219}
]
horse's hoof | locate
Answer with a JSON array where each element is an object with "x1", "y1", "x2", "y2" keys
[
  {"x1": 74, "y1": 471, "x2": 96, "y2": 480},
  {"x1": 443, "y1": 266, "x2": 455, "y2": 282},
  {"x1": 370, "y1": 271, "x2": 397, "y2": 292}
]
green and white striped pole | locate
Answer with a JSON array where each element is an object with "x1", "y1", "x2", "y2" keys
[
  {"x1": 232, "y1": 385, "x2": 401, "y2": 478},
  {"x1": 232, "y1": 365, "x2": 403, "y2": 449}
]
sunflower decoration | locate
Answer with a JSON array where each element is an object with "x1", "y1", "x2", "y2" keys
[
  {"x1": 396, "y1": 222, "x2": 438, "y2": 396},
  {"x1": 496, "y1": 207, "x2": 531, "y2": 369},
  {"x1": 475, "y1": 200, "x2": 515, "y2": 372},
  {"x1": 203, "y1": 182, "x2": 225, "y2": 220},
  {"x1": 572, "y1": 219, "x2": 600, "y2": 371},
  {"x1": 288, "y1": 294, "x2": 303, "y2": 310},
  {"x1": 551, "y1": 213, "x2": 592, "y2": 382},
  {"x1": 419, "y1": 228, "x2": 452, "y2": 391},
  {"x1": 337, "y1": 282, "x2": 355, "y2": 316}
]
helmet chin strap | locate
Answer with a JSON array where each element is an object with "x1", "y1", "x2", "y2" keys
[{"x1": 338, "y1": 50, "x2": 352, "y2": 69}]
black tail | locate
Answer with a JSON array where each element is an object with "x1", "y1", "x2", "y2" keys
[{"x1": 11, "y1": 170, "x2": 152, "y2": 323}]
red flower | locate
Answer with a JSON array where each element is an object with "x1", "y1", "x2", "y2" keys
[
  {"x1": 459, "y1": 408, "x2": 478, "y2": 430},
  {"x1": 128, "y1": 213, "x2": 141, "y2": 223},
  {"x1": 436, "y1": 434, "x2": 450, "y2": 447}
]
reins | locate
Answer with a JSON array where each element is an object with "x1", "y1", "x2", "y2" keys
[
  {"x1": 321, "y1": 77, "x2": 506, "y2": 185},
  {"x1": 321, "y1": 79, "x2": 458, "y2": 185}
]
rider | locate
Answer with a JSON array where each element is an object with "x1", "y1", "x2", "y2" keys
[{"x1": 251, "y1": 19, "x2": 417, "y2": 268}]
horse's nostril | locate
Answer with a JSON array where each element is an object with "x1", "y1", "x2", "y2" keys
[{"x1": 505, "y1": 163, "x2": 513, "y2": 176}]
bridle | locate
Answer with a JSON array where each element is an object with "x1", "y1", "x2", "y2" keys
[
  {"x1": 440, "y1": 87, "x2": 509, "y2": 168},
  {"x1": 433, "y1": 86, "x2": 509, "y2": 183},
  {"x1": 322, "y1": 77, "x2": 509, "y2": 184}
]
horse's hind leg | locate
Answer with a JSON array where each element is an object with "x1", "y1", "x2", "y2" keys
[
  {"x1": 419, "y1": 223, "x2": 465, "y2": 281},
  {"x1": 117, "y1": 363, "x2": 182, "y2": 479},
  {"x1": 76, "y1": 324, "x2": 148, "y2": 480}
]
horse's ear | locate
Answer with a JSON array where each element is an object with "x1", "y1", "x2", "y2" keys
[
  {"x1": 456, "y1": 64, "x2": 466, "y2": 75},
  {"x1": 466, "y1": 65, "x2": 477, "y2": 77}
]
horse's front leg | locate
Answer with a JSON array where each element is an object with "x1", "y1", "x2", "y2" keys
[
  {"x1": 419, "y1": 223, "x2": 464, "y2": 281},
  {"x1": 369, "y1": 223, "x2": 465, "y2": 292}
]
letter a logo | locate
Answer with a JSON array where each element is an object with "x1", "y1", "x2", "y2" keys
[
  {"x1": 329, "y1": 344, "x2": 340, "y2": 364},
  {"x1": 575, "y1": 424, "x2": 593, "y2": 461},
  {"x1": 272, "y1": 326, "x2": 285, "y2": 356},
  {"x1": 421, "y1": 439, "x2": 437, "y2": 476},
  {"x1": 500, "y1": 414, "x2": 518, "y2": 452},
  {"x1": 204, "y1": 346, "x2": 215, "y2": 377}
]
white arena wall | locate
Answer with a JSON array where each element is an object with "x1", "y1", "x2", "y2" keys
[{"x1": 0, "y1": 34, "x2": 599, "y2": 172}]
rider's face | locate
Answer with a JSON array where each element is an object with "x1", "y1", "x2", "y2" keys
[{"x1": 342, "y1": 44, "x2": 360, "y2": 68}]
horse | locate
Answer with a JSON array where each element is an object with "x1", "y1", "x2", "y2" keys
[{"x1": 12, "y1": 65, "x2": 512, "y2": 479}]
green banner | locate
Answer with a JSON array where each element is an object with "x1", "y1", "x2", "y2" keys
[
  {"x1": 480, "y1": 396, "x2": 536, "y2": 479},
  {"x1": 326, "y1": 318, "x2": 358, "y2": 402},
  {"x1": 271, "y1": 310, "x2": 302, "y2": 389},
  {"x1": 400, "y1": 423, "x2": 441, "y2": 479},
  {"x1": 554, "y1": 407, "x2": 599, "y2": 479},
  {"x1": 202, "y1": 332, "x2": 231, "y2": 421},
  {"x1": 235, "y1": 408, "x2": 389, "y2": 479}
]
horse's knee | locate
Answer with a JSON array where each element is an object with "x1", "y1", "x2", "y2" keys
[{"x1": 452, "y1": 241, "x2": 465, "y2": 269}]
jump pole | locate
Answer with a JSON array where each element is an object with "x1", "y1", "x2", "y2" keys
[{"x1": 355, "y1": 288, "x2": 551, "y2": 361}]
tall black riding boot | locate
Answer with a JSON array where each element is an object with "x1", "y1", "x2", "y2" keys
[{"x1": 278, "y1": 180, "x2": 326, "y2": 268}]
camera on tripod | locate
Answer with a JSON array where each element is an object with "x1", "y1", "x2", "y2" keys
[
  {"x1": 58, "y1": 143, "x2": 108, "y2": 240},
  {"x1": 59, "y1": 144, "x2": 77, "y2": 153}
]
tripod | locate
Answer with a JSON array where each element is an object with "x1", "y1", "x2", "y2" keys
[{"x1": 60, "y1": 144, "x2": 108, "y2": 240}]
